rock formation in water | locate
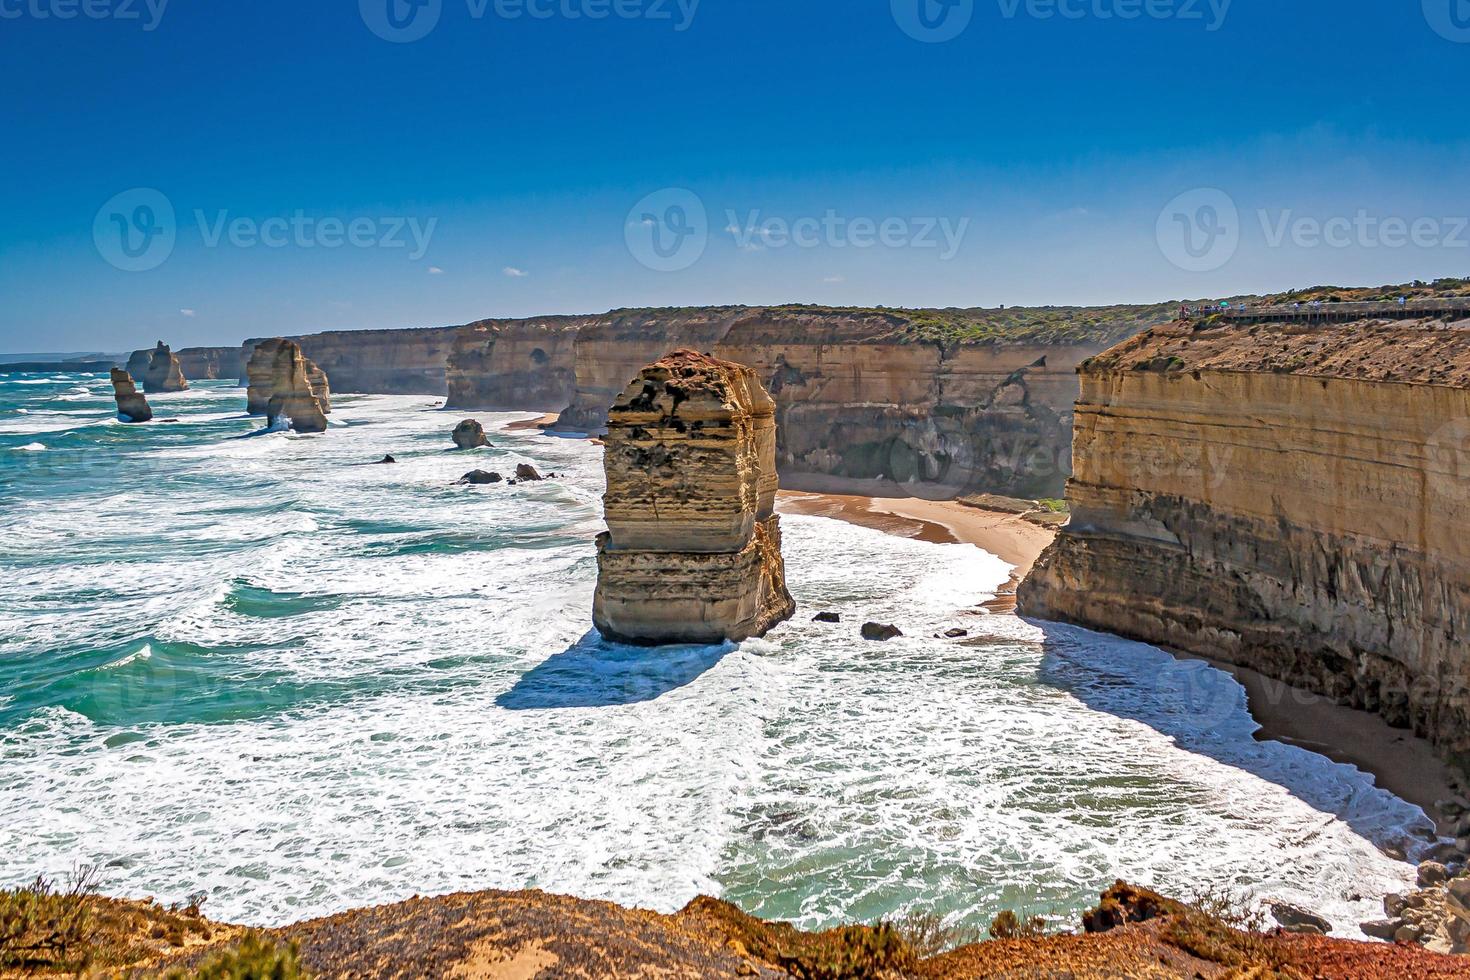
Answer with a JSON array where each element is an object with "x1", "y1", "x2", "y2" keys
[
  {"x1": 126, "y1": 341, "x2": 189, "y2": 393},
  {"x1": 110, "y1": 368, "x2": 152, "y2": 423},
  {"x1": 593, "y1": 350, "x2": 796, "y2": 645},
  {"x1": 451, "y1": 419, "x2": 488, "y2": 449},
  {"x1": 245, "y1": 339, "x2": 330, "y2": 433},
  {"x1": 132, "y1": 345, "x2": 245, "y2": 383},
  {"x1": 1020, "y1": 316, "x2": 1470, "y2": 772}
]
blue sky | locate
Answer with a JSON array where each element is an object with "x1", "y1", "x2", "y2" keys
[{"x1": 2, "y1": 0, "x2": 1469, "y2": 352}]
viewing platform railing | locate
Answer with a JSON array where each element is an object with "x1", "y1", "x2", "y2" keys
[{"x1": 1216, "y1": 298, "x2": 1470, "y2": 325}]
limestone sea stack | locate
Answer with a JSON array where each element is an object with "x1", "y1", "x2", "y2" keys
[
  {"x1": 133, "y1": 341, "x2": 189, "y2": 393},
  {"x1": 594, "y1": 350, "x2": 796, "y2": 645},
  {"x1": 110, "y1": 368, "x2": 153, "y2": 423},
  {"x1": 245, "y1": 339, "x2": 331, "y2": 433}
]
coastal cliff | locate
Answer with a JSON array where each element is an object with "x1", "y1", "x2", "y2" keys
[
  {"x1": 594, "y1": 350, "x2": 795, "y2": 645},
  {"x1": 445, "y1": 315, "x2": 587, "y2": 411},
  {"x1": 447, "y1": 304, "x2": 1167, "y2": 497},
  {"x1": 1020, "y1": 317, "x2": 1470, "y2": 770},
  {"x1": 244, "y1": 326, "x2": 460, "y2": 395},
  {"x1": 128, "y1": 345, "x2": 243, "y2": 384}
]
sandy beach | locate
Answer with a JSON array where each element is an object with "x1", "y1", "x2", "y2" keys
[{"x1": 777, "y1": 489, "x2": 1057, "y2": 613}]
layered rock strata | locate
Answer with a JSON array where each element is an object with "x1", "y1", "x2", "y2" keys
[
  {"x1": 132, "y1": 346, "x2": 246, "y2": 382},
  {"x1": 445, "y1": 316, "x2": 587, "y2": 411},
  {"x1": 593, "y1": 350, "x2": 795, "y2": 645},
  {"x1": 1020, "y1": 317, "x2": 1470, "y2": 769},
  {"x1": 245, "y1": 339, "x2": 331, "y2": 433},
  {"x1": 246, "y1": 326, "x2": 460, "y2": 395},
  {"x1": 126, "y1": 341, "x2": 189, "y2": 393},
  {"x1": 110, "y1": 368, "x2": 152, "y2": 423}
]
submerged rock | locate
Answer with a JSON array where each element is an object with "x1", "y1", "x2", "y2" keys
[
  {"x1": 514, "y1": 463, "x2": 543, "y2": 482},
  {"x1": 376, "y1": 455, "x2": 397, "y2": 465},
  {"x1": 452, "y1": 419, "x2": 489, "y2": 450},
  {"x1": 246, "y1": 339, "x2": 330, "y2": 434},
  {"x1": 594, "y1": 350, "x2": 796, "y2": 645},
  {"x1": 458, "y1": 470, "x2": 502, "y2": 485},
  {"x1": 110, "y1": 368, "x2": 152, "y2": 423},
  {"x1": 813, "y1": 612, "x2": 841, "y2": 624},
  {"x1": 861, "y1": 622, "x2": 903, "y2": 642}
]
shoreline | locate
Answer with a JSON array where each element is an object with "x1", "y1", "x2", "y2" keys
[
  {"x1": 785, "y1": 485, "x2": 1457, "y2": 847},
  {"x1": 776, "y1": 489, "x2": 1056, "y2": 613}
]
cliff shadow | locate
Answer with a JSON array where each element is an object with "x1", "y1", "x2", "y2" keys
[
  {"x1": 1026, "y1": 619, "x2": 1440, "y2": 855},
  {"x1": 496, "y1": 631, "x2": 734, "y2": 710}
]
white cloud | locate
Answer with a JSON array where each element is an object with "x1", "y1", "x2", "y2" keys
[
  {"x1": 179, "y1": 308, "x2": 196, "y2": 317},
  {"x1": 503, "y1": 267, "x2": 529, "y2": 278},
  {"x1": 822, "y1": 275, "x2": 845, "y2": 284},
  {"x1": 428, "y1": 266, "x2": 445, "y2": 275}
]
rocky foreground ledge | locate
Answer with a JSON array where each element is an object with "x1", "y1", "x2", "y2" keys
[{"x1": 4, "y1": 880, "x2": 1466, "y2": 979}]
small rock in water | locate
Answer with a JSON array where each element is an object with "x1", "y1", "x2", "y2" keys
[
  {"x1": 943, "y1": 628, "x2": 969, "y2": 638},
  {"x1": 376, "y1": 455, "x2": 397, "y2": 465},
  {"x1": 861, "y1": 622, "x2": 903, "y2": 642},
  {"x1": 813, "y1": 612, "x2": 841, "y2": 624},
  {"x1": 452, "y1": 419, "x2": 489, "y2": 450},
  {"x1": 514, "y1": 463, "x2": 543, "y2": 482},
  {"x1": 1269, "y1": 901, "x2": 1332, "y2": 934},
  {"x1": 457, "y1": 470, "x2": 502, "y2": 485}
]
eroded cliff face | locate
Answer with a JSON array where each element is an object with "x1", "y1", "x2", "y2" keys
[
  {"x1": 715, "y1": 310, "x2": 1108, "y2": 498},
  {"x1": 594, "y1": 350, "x2": 795, "y2": 645},
  {"x1": 244, "y1": 326, "x2": 459, "y2": 395},
  {"x1": 555, "y1": 308, "x2": 751, "y2": 433},
  {"x1": 445, "y1": 316, "x2": 588, "y2": 411},
  {"x1": 179, "y1": 346, "x2": 246, "y2": 381},
  {"x1": 1020, "y1": 318, "x2": 1470, "y2": 768}
]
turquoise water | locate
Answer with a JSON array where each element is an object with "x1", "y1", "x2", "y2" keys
[{"x1": 0, "y1": 370, "x2": 1435, "y2": 932}]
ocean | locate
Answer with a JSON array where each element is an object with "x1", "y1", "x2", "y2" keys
[{"x1": 0, "y1": 371, "x2": 1433, "y2": 934}]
